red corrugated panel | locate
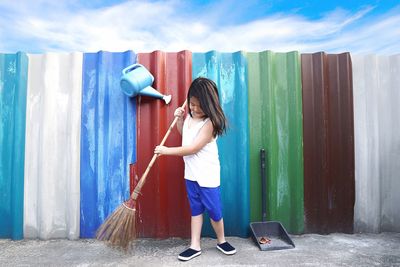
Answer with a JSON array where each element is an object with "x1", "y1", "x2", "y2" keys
[
  {"x1": 301, "y1": 52, "x2": 355, "y2": 234},
  {"x1": 131, "y1": 51, "x2": 192, "y2": 238}
]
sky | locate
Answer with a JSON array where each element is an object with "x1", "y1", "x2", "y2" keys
[{"x1": 0, "y1": 0, "x2": 399, "y2": 54}]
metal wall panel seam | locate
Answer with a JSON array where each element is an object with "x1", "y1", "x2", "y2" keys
[
  {"x1": 134, "y1": 50, "x2": 192, "y2": 238},
  {"x1": 246, "y1": 51, "x2": 304, "y2": 234},
  {"x1": 80, "y1": 51, "x2": 137, "y2": 238},
  {"x1": 0, "y1": 52, "x2": 28, "y2": 239},
  {"x1": 24, "y1": 52, "x2": 83, "y2": 239},
  {"x1": 192, "y1": 51, "x2": 250, "y2": 237},
  {"x1": 353, "y1": 54, "x2": 400, "y2": 233}
]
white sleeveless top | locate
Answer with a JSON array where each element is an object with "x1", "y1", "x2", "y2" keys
[{"x1": 182, "y1": 116, "x2": 220, "y2": 188}]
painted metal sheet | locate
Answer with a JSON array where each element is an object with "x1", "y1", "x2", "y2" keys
[
  {"x1": 24, "y1": 53, "x2": 83, "y2": 239},
  {"x1": 134, "y1": 51, "x2": 192, "y2": 238},
  {"x1": 353, "y1": 54, "x2": 400, "y2": 232},
  {"x1": 80, "y1": 51, "x2": 137, "y2": 238},
  {"x1": 0, "y1": 52, "x2": 28, "y2": 240},
  {"x1": 192, "y1": 51, "x2": 250, "y2": 237},
  {"x1": 301, "y1": 52, "x2": 355, "y2": 234},
  {"x1": 246, "y1": 51, "x2": 304, "y2": 234}
]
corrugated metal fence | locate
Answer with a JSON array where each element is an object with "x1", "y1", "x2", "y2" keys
[
  {"x1": 24, "y1": 52, "x2": 83, "y2": 239},
  {"x1": 301, "y1": 52, "x2": 355, "y2": 233},
  {"x1": 193, "y1": 51, "x2": 250, "y2": 237},
  {"x1": 352, "y1": 55, "x2": 400, "y2": 233},
  {"x1": 247, "y1": 51, "x2": 304, "y2": 234},
  {"x1": 0, "y1": 50, "x2": 399, "y2": 240},
  {"x1": 80, "y1": 51, "x2": 137, "y2": 238},
  {"x1": 133, "y1": 51, "x2": 192, "y2": 238},
  {"x1": 0, "y1": 52, "x2": 28, "y2": 240}
]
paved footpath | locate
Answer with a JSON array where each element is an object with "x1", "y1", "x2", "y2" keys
[{"x1": 1, "y1": 233, "x2": 399, "y2": 266}]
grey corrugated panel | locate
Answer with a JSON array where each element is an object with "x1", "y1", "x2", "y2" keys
[
  {"x1": 301, "y1": 52, "x2": 355, "y2": 234},
  {"x1": 352, "y1": 54, "x2": 400, "y2": 233},
  {"x1": 24, "y1": 53, "x2": 83, "y2": 239}
]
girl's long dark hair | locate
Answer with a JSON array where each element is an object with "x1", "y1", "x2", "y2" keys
[{"x1": 187, "y1": 77, "x2": 227, "y2": 137}]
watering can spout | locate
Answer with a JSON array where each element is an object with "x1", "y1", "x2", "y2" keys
[
  {"x1": 141, "y1": 86, "x2": 172, "y2": 104},
  {"x1": 163, "y1": 95, "x2": 172, "y2": 104},
  {"x1": 120, "y1": 64, "x2": 172, "y2": 104}
]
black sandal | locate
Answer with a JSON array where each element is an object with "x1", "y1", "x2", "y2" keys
[
  {"x1": 217, "y1": 242, "x2": 236, "y2": 255},
  {"x1": 178, "y1": 248, "x2": 202, "y2": 261}
]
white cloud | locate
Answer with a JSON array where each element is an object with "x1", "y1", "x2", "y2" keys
[{"x1": 0, "y1": 0, "x2": 399, "y2": 54}]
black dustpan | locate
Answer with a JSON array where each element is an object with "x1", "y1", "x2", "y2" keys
[{"x1": 250, "y1": 149, "x2": 295, "y2": 251}]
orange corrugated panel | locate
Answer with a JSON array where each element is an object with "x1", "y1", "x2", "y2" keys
[{"x1": 132, "y1": 51, "x2": 192, "y2": 238}]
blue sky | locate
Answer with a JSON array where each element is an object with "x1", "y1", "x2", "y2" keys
[{"x1": 0, "y1": 0, "x2": 399, "y2": 54}]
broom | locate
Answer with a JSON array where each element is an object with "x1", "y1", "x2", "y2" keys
[{"x1": 96, "y1": 99, "x2": 187, "y2": 250}]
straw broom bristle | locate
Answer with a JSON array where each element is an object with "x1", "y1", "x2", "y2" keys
[{"x1": 96, "y1": 199, "x2": 136, "y2": 250}]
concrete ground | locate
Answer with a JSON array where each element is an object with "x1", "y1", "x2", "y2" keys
[{"x1": 1, "y1": 233, "x2": 399, "y2": 266}]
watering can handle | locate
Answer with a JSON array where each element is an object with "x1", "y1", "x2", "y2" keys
[
  {"x1": 122, "y1": 64, "x2": 143, "y2": 75},
  {"x1": 131, "y1": 99, "x2": 188, "y2": 200}
]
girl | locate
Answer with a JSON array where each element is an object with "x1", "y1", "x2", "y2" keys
[{"x1": 154, "y1": 77, "x2": 236, "y2": 261}]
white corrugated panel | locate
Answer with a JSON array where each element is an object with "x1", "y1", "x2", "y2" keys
[
  {"x1": 353, "y1": 54, "x2": 400, "y2": 232},
  {"x1": 24, "y1": 53, "x2": 83, "y2": 239}
]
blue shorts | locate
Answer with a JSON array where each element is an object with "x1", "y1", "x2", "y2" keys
[{"x1": 185, "y1": 180, "x2": 223, "y2": 221}]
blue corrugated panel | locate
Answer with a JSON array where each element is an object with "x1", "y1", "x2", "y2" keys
[
  {"x1": 0, "y1": 52, "x2": 28, "y2": 239},
  {"x1": 80, "y1": 51, "x2": 137, "y2": 237},
  {"x1": 192, "y1": 51, "x2": 250, "y2": 237}
]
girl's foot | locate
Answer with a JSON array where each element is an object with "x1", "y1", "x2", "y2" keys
[
  {"x1": 217, "y1": 242, "x2": 236, "y2": 255},
  {"x1": 178, "y1": 248, "x2": 202, "y2": 261}
]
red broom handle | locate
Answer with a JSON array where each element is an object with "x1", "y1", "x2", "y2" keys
[{"x1": 131, "y1": 99, "x2": 187, "y2": 200}]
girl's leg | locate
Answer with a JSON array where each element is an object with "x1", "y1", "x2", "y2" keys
[
  {"x1": 190, "y1": 214, "x2": 203, "y2": 250},
  {"x1": 210, "y1": 218, "x2": 226, "y2": 244}
]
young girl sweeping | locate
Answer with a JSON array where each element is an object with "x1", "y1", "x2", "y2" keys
[{"x1": 154, "y1": 77, "x2": 236, "y2": 261}]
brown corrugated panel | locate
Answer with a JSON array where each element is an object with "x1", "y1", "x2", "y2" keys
[
  {"x1": 132, "y1": 51, "x2": 192, "y2": 238},
  {"x1": 301, "y1": 52, "x2": 355, "y2": 234}
]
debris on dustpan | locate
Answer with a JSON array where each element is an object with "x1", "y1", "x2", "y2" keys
[
  {"x1": 250, "y1": 220, "x2": 295, "y2": 251},
  {"x1": 259, "y1": 236, "x2": 271, "y2": 244}
]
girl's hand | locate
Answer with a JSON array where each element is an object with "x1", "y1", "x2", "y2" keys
[
  {"x1": 154, "y1": 145, "x2": 168, "y2": 155},
  {"x1": 174, "y1": 107, "x2": 185, "y2": 120}
]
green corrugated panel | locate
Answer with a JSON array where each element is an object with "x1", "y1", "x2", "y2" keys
[
  {"x1": 246, "y1": 51, "x2": 304, "y2": 234},
  {"x1": 0, "y1": 52, "x2": 28, "y2": 239}
]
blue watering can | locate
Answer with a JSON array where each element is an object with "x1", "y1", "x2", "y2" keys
[{"x1": 120, "y1": 64, "x2": 172, "y2": 104}]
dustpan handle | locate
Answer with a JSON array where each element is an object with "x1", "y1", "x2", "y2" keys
[
  {"x1": 131, "y1": 99, "x2": 188, "y2": 200},
  {"x1": 261, "y1": 149, "x2": 267, "y2": 222}
]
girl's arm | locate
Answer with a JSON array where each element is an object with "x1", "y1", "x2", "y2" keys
[
  {"x1": 176, "y1": 118, "x2": 184, "y2": 135},
  {"x1": 175, "y1": 107, "x2": 185, "y2": 135},
  {"x1": 155, "y1": 120, "x2": 213, "y2": 156}
]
